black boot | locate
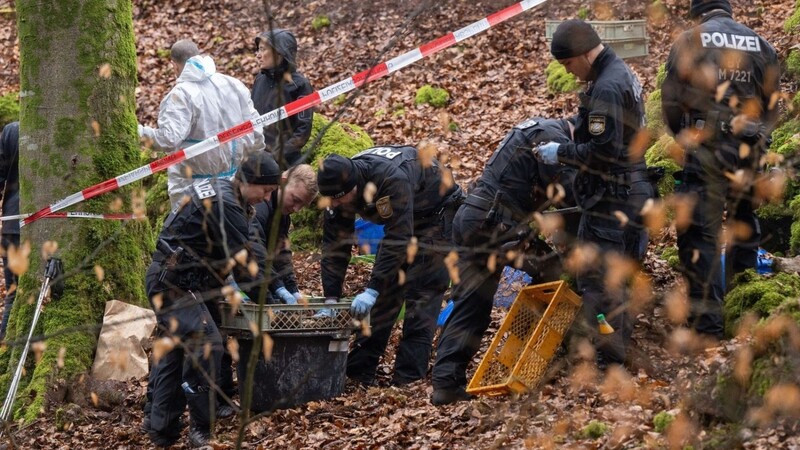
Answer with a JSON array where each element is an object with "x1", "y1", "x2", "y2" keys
[{"x1": 430, "y1": 386, "x2": 473, "y2": 405}]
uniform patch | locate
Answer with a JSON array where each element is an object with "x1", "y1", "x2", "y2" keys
[
  {"x1": 376, "y1": 196, "x2": 393, "y2": 218},
  {"x1": 514, "y1": 118, "x2": 539, "y2": 130},
  {"x1": 193, "y1": 180, "x2": 216, "y2": 199},
  {"x1": 588, "y1": 115, "x2": 606, "y2": 136}
]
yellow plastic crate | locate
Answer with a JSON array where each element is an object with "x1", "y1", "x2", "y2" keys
[{"x1": 467, "y1": 280, "x2": 581, "y2": 396}]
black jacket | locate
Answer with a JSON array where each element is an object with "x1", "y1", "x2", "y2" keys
[
  {"x1": 321, "y1": 146, "x2": 457, "y2": 298},
  {"x1": 253, "y1": 190, "x2": 298, "y2": 294},
  {"x1": 153, "y1": 179, "x2": 265, "y2": 299},
  {"x1": 662, "y1": 11, "x2": 780, "y2": 154},
  {"x1": 0, "y1": 122, "x2": 19, "y2": 235},
  {"x1": 474, "y1": 118, "x2": 576, "y2": 215},
  {"x1": 251, "y1": 29, "x2": 314, "y2": 167},
  {"x1": 557, "y1": 47, "x2": 646, "y2": 174}
]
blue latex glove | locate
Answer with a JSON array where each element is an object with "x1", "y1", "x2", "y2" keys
[
  {"x1": 227, "y1": 277, "x2": 251, "y2": 303},
  {"x1": 275, "y1": 287, "x2": 297, "y2": 305},
  {"x1": 535, "y1": 141, "x2": 560, "y2": 165},
  {"x1": 313, "y1": 298, "x2": 339, "y2": 318},
  {"x1": 292, "y1": 292, "x2": 304, "y2": 302},
  {"x1": 351, "y1": 288, "x2": 379, "y2": 317},
  {"x1": 137, "y1": 123, "x2": 144, "y2": 137}
]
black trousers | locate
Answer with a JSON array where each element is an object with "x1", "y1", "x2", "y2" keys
[
  {"x1": 431, "y1": 204, "x2": 563, "y2": 391},
  {"x1": 576, "y1": 179, "x2": 651, "y2": 365},
  {"x1": 346, "y1": 222, "x2": 450, "y2": 385},
  {"x1": 0, "y1": 234, "x2": 19, "y2": 340},
  {"x1": 676, "y1": 174, "x2": 759, "y2": 338},
  {"x1": 143, "y1": 263, "x2": 223, "y2": 445}
]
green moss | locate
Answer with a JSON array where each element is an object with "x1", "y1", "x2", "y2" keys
[
  {"x1": 724, "y1": 271, "x2": 800, "y2": 333},
  {"x1": 645, "y1": 89, "x2": 664, "y2": 140},
  {"x1": 448, "y1": 121, "x2": 459, "y2": 132},
  {"x1": 785, "y1": 0, "x2": 800, "y2": 34},
  {"x1": 645, "y1": 134, "x2": 681, "y2": 197},
  {"x1": 312, "y1": 15, "x2": 331, "y2": 31},
  {"x1": 787, "y1": 50, "x2": 800, "y2": 81},
  {"x1": 579, "y1": 420, "x2": 609, "y2": 439},
  {"x1": 653, "y1": 411, "x2": 675, "y2": 433},
  {"x1": 660, "y1": 245, "x2": 680, "y2": 269},
  {"x1": 545, "y1": 61, "x2": 580, "y2": 94},
  {"x1": 577, "y1": 6, "x2": 590, "y2": 20},
  {"x1": 333, "y1": 94, "x2": 346, "y2": 106},
  {"x1": 0, "y1": 92, "x2": 19, "y2": 127},
  {"x1": 771, "y1": 119, "x2": 800, "y2": 157},
  {"x1": 415, "y1": 85, "x2": 450, "y2": 108},
  {"x1": 655, "y1": 63, "x2": 667, "y2": 89},
  {"x1": 392, "y1": 106, "x2": 405, "y2": 117},
  {"x1": 791, "y1": 220, "x2": 800, "y2": 254}
]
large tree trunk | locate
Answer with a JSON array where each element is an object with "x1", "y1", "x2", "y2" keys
[{"x1": 0, "y1": 0, "x2": 152, "y2": 421}]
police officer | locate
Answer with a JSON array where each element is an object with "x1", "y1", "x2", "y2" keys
[
  {"x1": 431, "y1": 118, "x2": 577, "y2": 405},
  {"x1": 317, "y1": 146, "x2": 462, "y2": 386},
  {"x1": 662, "y1": 0, "x2": 780, "y2": 339},
  {"x1": 143, "y1": 152, "x2": 280, "y2": 448},
  {"x1": 535, "y1": 20, "x2": 653, "y2": 369}
]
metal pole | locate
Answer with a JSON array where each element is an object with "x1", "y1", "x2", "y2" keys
[{"x1": 0, "y1": 258, "x2": 61, "y2": 423}]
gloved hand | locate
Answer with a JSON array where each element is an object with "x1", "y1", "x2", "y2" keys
[
  {"x1": 351, "y1": 288, "x2": 379, "y2": 317},
  {"x1": 226, "y1": 277, "x2": 251, "y2": 303},
  {"x1": 292, "y1": 291, "x2": 304, "y2": 302},
  {"x1": 313, "y1": 298, "x2": 339, "y2": 319},
  {"x1": 275, "y1": 287, "x2": 297, "y2": 305},
  {"x1": 534, "y1": 141, "x2": 560, "y2": 165},
  {"x1": 137, "y1": 123, "x2": 145, "y2": 137}
]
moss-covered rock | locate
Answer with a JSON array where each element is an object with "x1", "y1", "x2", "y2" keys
[
  {"x1": 415, "y1": 85, "x2": 449, "y2": 108},
  {"x1": 579, "y1": 420, "x2": 609, "y2": 439},
  {"x1": 311, "y1": 15, "x2": 330, "y2": 31},
  {"x1": 653, "y1": 411, "x2": 675, "y2": 433},
  {"x1": 724, "y1": 270, "x2": 800, "y2": 333},
  {"x1": 787, "y1": 50, "x2": 800, "y2": 81},
  {"x1": 545, "y1": 61, "x2": 579, "y2": 94},
  {"x1": 660, "y1": 245, "x2": 680, "y2": 269},
  {"x1": 292, "y1": 113, "x2": 373, "y2": 249},
  {"x1": 0, "y1": 92, "x2": 19, "y2": 127},
  {"x1": 645, "y1": 134, "x2": 681, "y2": 197},
  {"x1": 771, "y1": 119, "x2": 800, "y2": 157}
]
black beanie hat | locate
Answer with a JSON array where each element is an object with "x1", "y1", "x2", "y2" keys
[
  {"x1": 550, "y1": 19, "x2": 601, "y2": 60},
  {"x1": 238, "y1": 152, "x2": 281, "y2": 185},
  {"x1": 317, "y1": 154, "x2": 357, "y2": 199},
  {"x1": 690, "y1": 0, "x2": 732, "y2": 18}
]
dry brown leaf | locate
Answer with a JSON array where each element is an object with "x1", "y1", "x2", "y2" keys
[
  {"x1": 94, "y1": 265, "x2": 105, "y2": 282},
  {"x1": 406, "y1": 236, "x2": 418, "y2": 264}
]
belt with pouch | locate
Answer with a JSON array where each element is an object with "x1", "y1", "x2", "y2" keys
[{"x1": 463, "y1": 194, "x2": 526, "y2": 224}]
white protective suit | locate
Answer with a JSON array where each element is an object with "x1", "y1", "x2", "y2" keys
[{"x1": 140, "y1": 55, "x2": 265, "y2": 208}]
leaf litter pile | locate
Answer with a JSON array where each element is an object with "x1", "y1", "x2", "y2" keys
[{"x1": 1, "y1": 0, "x2": 800, "y2": 448}]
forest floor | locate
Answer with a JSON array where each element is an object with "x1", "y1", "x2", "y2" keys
[{"x1": 0, "y1": 0, "x2": 799, "y2": 448}]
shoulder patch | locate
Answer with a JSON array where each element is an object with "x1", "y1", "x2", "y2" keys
[
  {"x1": 376, "y1": 196, "x2": 393, "y2": 219},
  {"x1": 588, "y1": 115, "x2": 606, "y2": 136},
  {"x1": 514, "y1": 118, "x2": 539, "y2": 130},
  {"x1": 193, "y1": 180, "x2": 217, "y2": 199}
]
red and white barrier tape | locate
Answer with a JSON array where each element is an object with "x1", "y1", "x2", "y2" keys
[
  {"x1": 1, "y1": 212, "x2": 143, "y2": 222},
  {"x1": 21, "y1": 0, "x2": 546, "y2": 227}
]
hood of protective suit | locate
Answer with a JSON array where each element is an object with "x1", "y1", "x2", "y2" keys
[
  {"x1": 255, "y1": 29, "x2": 298, "y2": 69},
  {"x1": 177, "y1": 55, "x2": 217, "y2": 83}
]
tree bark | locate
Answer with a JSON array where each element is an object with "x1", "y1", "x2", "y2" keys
[{"x1": 0, "y1": 0, "x2": 152, "y2": 421}]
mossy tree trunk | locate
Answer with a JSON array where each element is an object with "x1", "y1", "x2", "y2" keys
[{"x1": 0, "y1": 0, "x2": 152, "y2": 421}]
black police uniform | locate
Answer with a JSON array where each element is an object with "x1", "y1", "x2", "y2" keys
[
  {"x1": 662, "y1": 9, "x2": 780, "y2": 338},
  {"x1": 253, "y1": 190, "x2": 300, "y2": 295},
  {"x1": 251, "y1": 29, "x2": 314, "y2": 167},
  {"x1": 432, "y1": 118, "x2": 577, "y2": 397},
  {"x1": 143, "y1": 178, "x2": 264, "y2": 446},
  {"x1": 322, "y1": 146, "x2": 461, "y2": 385},
  {"x1": 556, "y1": 46, "x2": 653, "y2": 366},
  {"x1": 0, "y1": 122, "x2": 20, "y2": 340}
]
